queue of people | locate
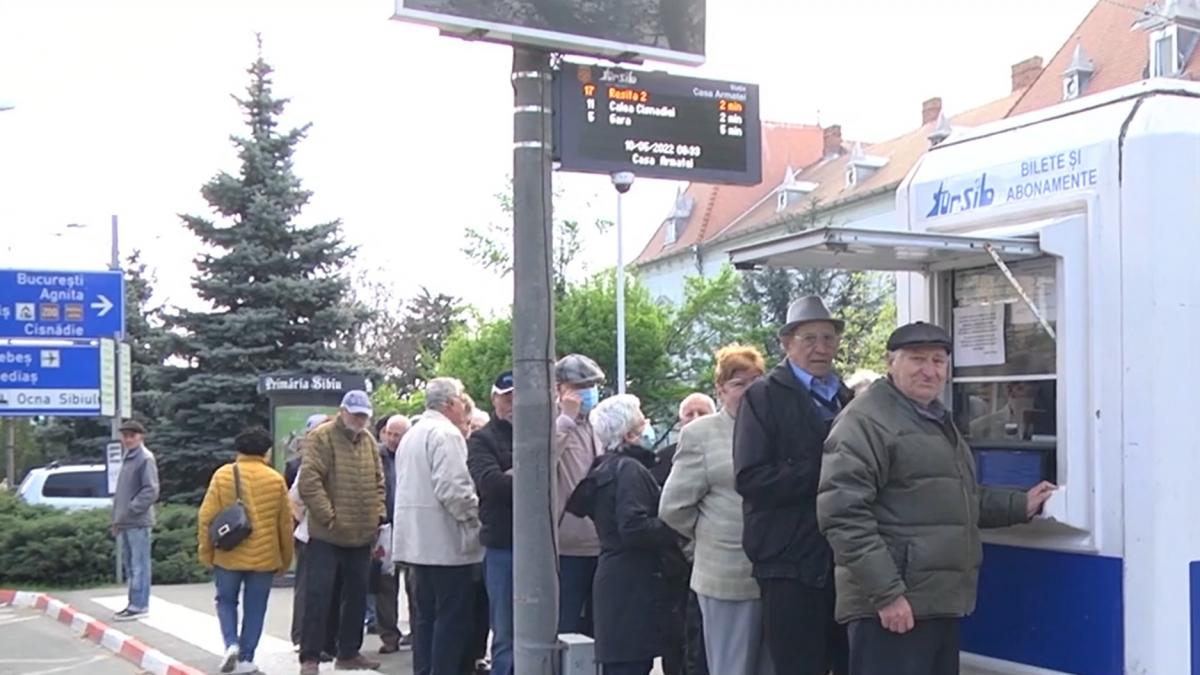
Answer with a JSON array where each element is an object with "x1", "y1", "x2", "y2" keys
[{"x1": 186, "y1": 292, "x2": 1057, "y2": 675}]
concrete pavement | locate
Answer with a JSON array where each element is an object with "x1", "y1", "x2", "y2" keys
[
  {"x1": 55, "y1": 583, "x2": 414, "y2": 675},
  {"x1": 0, "y1": 604, "x2": 143, "y2": 675}
]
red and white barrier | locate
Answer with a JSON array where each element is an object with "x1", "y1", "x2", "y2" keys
[{"x1": 0, "y1": 589, "x2": 205, "y2": 675}]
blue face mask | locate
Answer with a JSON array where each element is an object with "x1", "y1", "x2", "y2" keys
[
  {"x1": 578, "y1": 386, "x2": 600, "y2": 415},
  {"x1": 640, "y1": 423, "x2": 657, "y2": 449}
]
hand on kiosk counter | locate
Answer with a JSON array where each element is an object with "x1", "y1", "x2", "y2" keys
[{"x1": 1026, "y1": 481, "x2": 1058, "y2": 519}]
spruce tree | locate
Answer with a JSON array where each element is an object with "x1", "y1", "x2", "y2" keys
[{"x1": 157, "y1": 45, "x2": 368, "y2": 503}]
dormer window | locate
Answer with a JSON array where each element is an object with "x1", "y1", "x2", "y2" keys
[
  {"x1": 662, "y1": 189, "x2": 694, "y2": 247},
  {"x1": 1062, "y1": 41, "x2": 1095, "y2": 101},
  {"x1": 846, "y1": 142, "x2": 888, "y2": 188},
  {"x1": 777, "y1": 166, "x2": 818, "y2": 212},
  {"x1": 1151, "y1": 25, "x2": 1180, "y2": 76}
]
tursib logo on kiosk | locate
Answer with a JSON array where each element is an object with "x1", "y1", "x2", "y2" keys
[{"x1": 926, "y1": 172, "x2": 995, "y2": 218}]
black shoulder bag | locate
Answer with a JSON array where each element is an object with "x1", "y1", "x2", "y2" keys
[{"x1": 209, "y1": 463, "x2": 253, "y2": 551}]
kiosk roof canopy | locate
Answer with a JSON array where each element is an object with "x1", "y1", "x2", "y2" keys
[{"x1": 728, "y1": 226, "x2": 1041, "y2": 273}]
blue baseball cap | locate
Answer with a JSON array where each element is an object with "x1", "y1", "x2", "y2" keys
[
  {"x1": 304, "y1": 413, "x2": 328, "y2": 432},
  {"x1": 340, "y1": 390, "x2": 373, "y2": 416},
  {"x1": 492, "y1": 370, "x2": 514, "y2": 395}
]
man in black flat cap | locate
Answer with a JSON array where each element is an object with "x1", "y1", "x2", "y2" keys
[
  {"x1": 110, "y1": 419, "x2": 160, "y2": 621},
  {"x1": 817, "y1": 322, "x2": 1057, "y2": 675},
  {"x1": 732, "y1": 295, "x2": 852, "y2": 675}
]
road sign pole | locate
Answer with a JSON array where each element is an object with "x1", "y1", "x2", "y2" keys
[
  {"x1": 110, "y1": 214, "x2": 123, "y2": 586},
  {"x1": 611, "y1": 173, "x2": 633, "y2": 394},
  {"x1": 511, "y1": 45, "x2": 558, "y2": 675},
  {"x1": 4, "y1": 418, "x2": 14, "y2": 489}
]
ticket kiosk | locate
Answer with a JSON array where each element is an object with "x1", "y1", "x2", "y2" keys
[{"x1": 729, "y1": 80, "x2": 1200, "y2": 674}]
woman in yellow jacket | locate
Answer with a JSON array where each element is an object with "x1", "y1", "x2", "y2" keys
[{"x1": 198, "y1": 428, "x2": 295, "y2": 675}]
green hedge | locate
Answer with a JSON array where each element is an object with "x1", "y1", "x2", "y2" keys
[{"x1": 0, "y1": 492, "x2": 209, "y2": 588}]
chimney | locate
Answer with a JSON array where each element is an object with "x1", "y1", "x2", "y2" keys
[
  {"x1": 1011, "y1": 56, "x2": 1044, "y2": 92},
  {"x1": 823, "y1": 124, "x2": 843, "y2": 157},
  {"x1": 922, "y1": 97, "x2": 943, "y2": 126}
]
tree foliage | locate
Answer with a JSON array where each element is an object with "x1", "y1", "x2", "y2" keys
[
  {"x1": 462, "y1": 179, "x2": 612, "y2": 299},
  {"x1": 353, "y1": 274, "x2": 465, "y2": 392},
  {"x1": 156, "y1": 46, "x2": 369, "y2": 503}
]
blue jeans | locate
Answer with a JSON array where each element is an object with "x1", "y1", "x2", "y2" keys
[
  {"x1": 558, "y1": 555, "x2": 597, "y2": 635},
  {"x1": 484, "y1": 549, "x2": 514, "y2": 675},
  {"x1": 214, "y1": 567, "x2": 275, "y2": 662},
  {"x1": 119, "y1": 527, "x2": 152, "y2": 611}
]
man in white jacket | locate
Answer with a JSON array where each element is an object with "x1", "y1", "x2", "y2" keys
[{"x1": 392, "y1": 377, "x2": 484, "y2": 675}]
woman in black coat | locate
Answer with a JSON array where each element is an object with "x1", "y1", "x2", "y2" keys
[{"x1": 566, "y1": 394, "x2": 688, "y2": 675}]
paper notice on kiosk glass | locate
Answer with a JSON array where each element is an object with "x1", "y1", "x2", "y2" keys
[{"x1": 953, "y1": 304, "x2": 1005, "y2": 367}]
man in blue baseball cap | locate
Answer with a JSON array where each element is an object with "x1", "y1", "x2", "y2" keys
[
  {"x1": 298, "y1": 390, "x2": 386, "y2": 674},
  {"x1": 467, "y1": 370, "x2": 516, "y2": 675}
]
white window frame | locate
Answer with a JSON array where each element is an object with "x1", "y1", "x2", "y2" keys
[
  {"x1": 1151, "y1": 24, "x2": 1180, "y2": 77},
  {"x1": 664, "y1": 218, "x2": 678, "y2": 245}
]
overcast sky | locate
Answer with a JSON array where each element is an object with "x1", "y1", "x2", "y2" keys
[{"x1": 0, "y1": 0, "x2": 1096, "y2": 316}]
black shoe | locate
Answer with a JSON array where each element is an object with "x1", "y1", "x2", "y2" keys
[
  {"x1": 113, "y1": 608, "x2": 147, "y2": 622},
  {"x1": 366, "y1": 623, "x2": 379, "y2": 635},
  {"x1": 320, "y1": 652, "x2": 335, "y2": 663},
  {"x1": 397, "y1": 634, "x2": 413, "y2": 651}
]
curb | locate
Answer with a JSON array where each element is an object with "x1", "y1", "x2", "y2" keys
[{"x1": 0, "y1": 589, "x2": 206, "y2": 675}]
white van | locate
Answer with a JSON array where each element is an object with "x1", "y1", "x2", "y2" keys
[{"x1": 18, "y1": 463, "x2": 112, "y2": 511}]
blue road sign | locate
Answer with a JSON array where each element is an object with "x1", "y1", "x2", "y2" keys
[
  {"x1": 0, "y1": 343, "x2": 108, "y2": 416},
  {"x1": 0, "y1": 269, "x2": 124, "y2": 339}
]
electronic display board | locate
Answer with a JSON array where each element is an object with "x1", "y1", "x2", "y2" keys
[{"x1": 554, "y1": 62, "x2": 761, "y2": 185}]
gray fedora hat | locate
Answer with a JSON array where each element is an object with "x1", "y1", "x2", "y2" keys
[{"x1": 778, "y1": 296, "x2": 845, "y2": 337}]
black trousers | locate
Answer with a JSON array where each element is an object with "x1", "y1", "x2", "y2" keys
[
  {"x1": 461, "y1": 564, "x2": 489, "y2": 671},
  {"x1": 603, "y1": 661, "x2": 653, "y2": 675},
  {"x1": 662, "y1": 589, "x2": 708, "y2": 675},
  {"x1": 411, "y1": 564, "x2": 476, "y2": 675},
  {"x1": 759, "y1": 578, "x2": 848, "y2": 675},
  {"x1": 848, "y1": 618, "x2": 960, "y2": 675},
  {"x1": 685, "y1": 590, "x2": 709, "y2": 675},
  {"x1": 292, "y1": 539, "x2": 341, "y2": 654},
  {"x1": 299, "y1": 540, "x2": 371, "y2": 663}
]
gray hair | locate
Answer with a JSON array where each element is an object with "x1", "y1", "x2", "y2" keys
[
  {"x1": 678, "y1": 393, "x2": 716, "y2": 418},
  {"x1": 385, "y1": 414, "x2": 411, "y2": 433},
  {"x1": 470, "y1": 408, "x2": 490, "y2": 427},
  {"x1": 425, "y1": 377, "x2": 465, "y2": 412},
  {"x1": 589, "y1": 394, "x2": 644, "y2": 451}
]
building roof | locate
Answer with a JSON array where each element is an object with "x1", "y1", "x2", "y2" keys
[
  {"x1": 711, "y1": 90, "x2": 1026, "y2": 244},
  {"x1": 631, "y1": 122, "x2": 827, "y2": 266},
  {"x1": 1008, "y1": 0, "x2": 1200, "y2": 116}
]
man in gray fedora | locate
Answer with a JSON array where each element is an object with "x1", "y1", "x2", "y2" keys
[{"x1": 733, "y1": 295, "x2": 851, "y2": 675}]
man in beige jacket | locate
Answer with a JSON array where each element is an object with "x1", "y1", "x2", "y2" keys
[
  {"x1": 392, "y1": 377, "x2": 483, "y2": 675},
  {"x1": 554, "y1": 353, "x2": 605, "y2": 635}
]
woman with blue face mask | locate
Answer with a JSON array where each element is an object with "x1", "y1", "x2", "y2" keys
[
  {"x1": 563, "y1": 394, "x2": 689, "y2": 675},
  {"x1": 553, "y1": 353, "x2": 607, "y2": 636}
]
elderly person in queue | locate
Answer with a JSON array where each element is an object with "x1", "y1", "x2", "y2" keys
[
  {"x1": 661, "y1": 344, "x2": 773, "y2": 675},
  {"x1": 818, "y1": 323, "x2": 1055, "y2": 675},
  {"x1": 392, "y1": 377, "x2": 484, "y2": 675},
  {"x1": 733, "y1": 296, "x2": 852, "y2": 675},
  {"x1": 554, "y1": 353, "x2": 607, "y2": 635},
  {"x1": 297, "y1": 392, "x2": 385, "y2": 675},
  {"x1": 565, "y1": 394, "x2": 687, "y2": 675},
  {"x1": 650, "y1": 392, "x2": 717, "y2": 487}
]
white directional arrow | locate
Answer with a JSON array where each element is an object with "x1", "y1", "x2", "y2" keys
[{"x1": 91, "y1": 294, "x2": 114, "y2": 317}]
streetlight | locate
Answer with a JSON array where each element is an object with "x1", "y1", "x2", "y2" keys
[
  {"x1": 610, "y1": 172, "x2": 634, "y2": 395},
  {"x1": 0, "y1": 102, "x2": 14, "y2": 112},
  {"x1": 63, "y1": 216, "x2": 120, "y2": 270}
]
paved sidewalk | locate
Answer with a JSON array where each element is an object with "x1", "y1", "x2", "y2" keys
[{"x1": 55, "y1": 583, "x2": 413, "y2": 675}]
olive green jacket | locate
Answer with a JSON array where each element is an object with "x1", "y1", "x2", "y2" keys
[
  {"x1": 298, "y1": 417, "x2": 386, "y2": 548},
  {"x1": 817, "y1": 378, "x2": 1029, "y2": 623}
]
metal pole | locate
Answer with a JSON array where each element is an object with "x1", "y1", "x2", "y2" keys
[
  {"x1": 110, "y1": 214, "x2": 123, "y2": 585},
  {"x1": 616, "y1": 189, "x2": 625, "y2": 395},
  {"x1": 4, "y1": 419, "x2": 14, "y2": 489},
  {"x1": 511, "y1": 46, "x2": 558, "y2": 675},
  {"x1": 610, "y1": 173, "x2": 633, "y2": 394}
]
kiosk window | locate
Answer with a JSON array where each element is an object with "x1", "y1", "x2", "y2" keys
[{"x1": 950, "y1": 257, "x2": 1058, "y2": 488}]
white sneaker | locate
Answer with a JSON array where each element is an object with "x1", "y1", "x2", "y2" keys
[
  {"x1": 220, "y1": 645, "x2": 239, "y2": 673},
  {"x1": 232, "y1": 661, "x2": 259, "y2": 674}
]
